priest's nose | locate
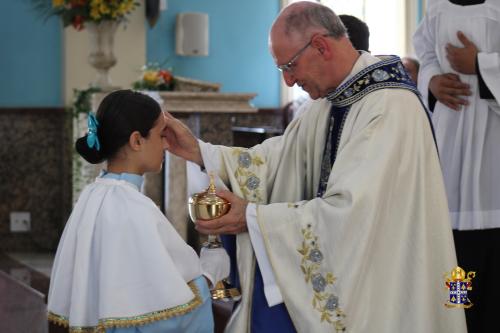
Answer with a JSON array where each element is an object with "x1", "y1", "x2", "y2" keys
[{"x1": 283, "y1": 71, "x2": 297, "y2": 87}]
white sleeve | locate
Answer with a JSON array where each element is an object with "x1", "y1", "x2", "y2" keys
[
  {"x1": 198, "y1": 140, "x2": 229, "y2": 190},
  {"x1": 199, "y1": 139, "x2": 284, "y2": 306},
  {"x1": 246, "y1": 203, "x2": 284, "y2": 306},
  {"x1": 413, "y1": 11, "x2": 442, "y2": 107}
]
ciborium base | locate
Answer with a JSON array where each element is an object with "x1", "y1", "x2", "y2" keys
[{"x1": 211, "y1": 280, "x2": 241, "y2": 301}]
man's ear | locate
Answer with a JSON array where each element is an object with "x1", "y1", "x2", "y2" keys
[
  {"x1": 311, "y1": 34, "x2": 333, "y2": 60},
  {"x1": 129, "y1": 131, "x2": 143, "y2": 151}
]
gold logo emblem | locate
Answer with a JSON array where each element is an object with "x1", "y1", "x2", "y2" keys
[{"x1": 444, "y1": 266, "x2": 475, "y2": 308}]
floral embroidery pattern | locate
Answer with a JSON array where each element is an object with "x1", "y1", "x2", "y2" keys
[
  {"x1": 232, "y1": 148, "x2": 264, "y2": 202},
  {"x1": 298, "y1": 224, "x2": 346, "y2": 332},
  {"x1": 326, "y1": 56, "x2": 419, "y2": 108}
]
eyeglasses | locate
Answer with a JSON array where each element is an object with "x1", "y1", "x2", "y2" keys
[
  {"x1": 277, "y1": 34, "x2": 333, "y2": 73},
  {"x1": 277, "y1": 39, "x2": 312, "y2": 73}
]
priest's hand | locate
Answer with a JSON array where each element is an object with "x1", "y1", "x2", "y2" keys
[
  {"x1": 429, "y1": 73, "x2": 471, "y2": 111},
  {"x1": 162, "y1": 111, "x2": 203, "y2": 166},
  {"x1": 195, "y1": 190, "x2": 248, "y2": 235},
  {"x1": 446, "y1": 31, "x2": 478, "y2": 75}
]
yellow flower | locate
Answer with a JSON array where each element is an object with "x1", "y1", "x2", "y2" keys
[
  {"x1": 45, "y1": 0, "x2": 139, "y2": 28},
  {"x1": 99, "y1": 3, "x2": 110, "y2": 15},
  {"x1": 90, "y1": 0, "x2": 99, "y2": 9},
  {"x1": 90, "y1": 8, "x2": 101, "y2": 20},
  {"x1": 119, "y1": 1, "x2": 134, "y2": 14},
  {"x1": 143, "y1": 71, "x2": 160, "y2": 85},
  {"x1": 52, "y1": 0, "x2": 65, "y2": 7}
]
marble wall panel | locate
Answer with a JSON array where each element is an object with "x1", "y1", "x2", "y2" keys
[
  {"x1": 0, "y1": 107, "x2": 281, "y2": 252},
  {"x1": 0, "y1": 109, "x2": 72, "y2": 252}
]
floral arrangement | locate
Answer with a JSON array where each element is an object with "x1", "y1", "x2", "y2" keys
[
  {"x1": 132, "y1": 62, "x2": 175, "y2": 91},
  {"x1": 33, "y1": 0, "x2": 139, "y2": 30}
]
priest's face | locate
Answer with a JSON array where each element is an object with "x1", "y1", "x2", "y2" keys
[
  {"x1": 270, "y1": 31, "x2": 329, "y2": 100},
  {"x1": 140, "y1": 112, "x2": 168, "y2": 173}
]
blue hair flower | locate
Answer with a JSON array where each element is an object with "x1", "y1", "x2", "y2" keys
[{"x1": 86, "y1": 113, "x2": 100, "y2": 151}]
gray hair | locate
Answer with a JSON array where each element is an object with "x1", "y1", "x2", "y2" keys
[{"x1": 283, "y1": 3, "x2": 347, "y2": 41}]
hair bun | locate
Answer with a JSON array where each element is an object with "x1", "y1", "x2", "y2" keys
[{"x1": 75, "y1": 136, "x2": 105, "y2": 164}]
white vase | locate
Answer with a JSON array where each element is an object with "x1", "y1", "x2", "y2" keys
[{"x1": 87, "y1": 20, "x2": 119, "y2": 90}]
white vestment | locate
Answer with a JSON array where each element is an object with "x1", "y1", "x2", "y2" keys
[
  {"x1": 200, "y1": 53, "x2": 466, "y2": 332},
  {"x1": 413, "y1": 0, "x2": 500, "y2": 230},
  {"x1": 48, "y1": 178, "x2": 206, "y2": 331}
]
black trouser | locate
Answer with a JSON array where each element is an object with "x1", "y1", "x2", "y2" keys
[{"x1": 453, "y1": 228, "x2": 500, "y2": 333}]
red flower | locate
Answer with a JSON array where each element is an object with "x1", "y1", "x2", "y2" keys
[
  {"x1": 72, "y1": 15, "x2": 84, "y2": 30},
  {"x1": 70, "y1": 0, "x2": 86, "y2": 7},
  {"x1": 159, "y1": 70, "x2": 172, "y2": 84}
]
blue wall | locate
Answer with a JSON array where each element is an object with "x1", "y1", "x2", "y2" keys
[
  {"x1": 0, "y1": 1, "x2": 62, "y2": 107},
  {"x1": 0, "y1": 1, "x2": 280, "y2": 108},
  {"x1": 146, "y1": 0, "x2": 280, "y2": 108}
]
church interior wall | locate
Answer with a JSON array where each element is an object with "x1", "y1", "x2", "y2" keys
[{"x1": 0, "y1": 1, "x2": 282, "y2": 252}]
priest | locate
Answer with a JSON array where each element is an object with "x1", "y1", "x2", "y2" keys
[{"x1": 164, "y1": 2, "x2": 466, "y2": 332}]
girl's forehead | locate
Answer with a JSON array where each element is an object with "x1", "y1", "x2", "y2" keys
[{"x1": 156, "y1": 112, "x2": 167, "y2": 127}]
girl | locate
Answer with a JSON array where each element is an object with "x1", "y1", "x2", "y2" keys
[{"x1": 48, "y1": 90, "x2": 228, "y2": 333}]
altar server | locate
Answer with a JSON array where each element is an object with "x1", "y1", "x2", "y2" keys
[
  {"x1": 414, "y1": 1, "x2": 500, "y2": 331},
  {"x1": 48, "y1": 89, "x2": 229, "y2": 333}
]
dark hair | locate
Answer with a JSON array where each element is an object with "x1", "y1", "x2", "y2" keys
[
  {"x1": 339, "y1": 14, "x2": 370, "y2": 52},
  {"x1": 403, "y1": 57, "x2": 420, "y2": 72},
  {"x1": 76, "y1": 90, "x2": 162, "y2": 164}
]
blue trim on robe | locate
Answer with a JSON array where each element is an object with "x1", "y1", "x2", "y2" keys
[
  {"x1": 106, "y1": 276, "x2": 214, "y2": 333},
  {"x1": 326, "y1": 55, "x2": 420, "y2": 107},
  {"x1": 317, "y1": 105, "x2": 350, "y2": 197},
  {"x1": 221, "y1": 234, "x2": 240, "y2": 290}
]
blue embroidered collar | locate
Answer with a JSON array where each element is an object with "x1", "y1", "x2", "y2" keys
[{"x1": 326, "y1": 55, "x2": 419, "y2": 107}]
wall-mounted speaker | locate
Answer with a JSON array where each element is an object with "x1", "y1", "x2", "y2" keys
[{"x1": 175, "y1": 12, "x2": 209, "y2": 56}]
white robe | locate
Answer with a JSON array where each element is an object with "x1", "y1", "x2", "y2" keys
[
  {"x1": 413, "y1": 0, "x2": 500, "y2": 230},
  {"x1": 48, "y1": 178, "x2": 204, "y2": 331},
  {"x1": 200, "y1": 54, "x2": 466, "y2": 332}
]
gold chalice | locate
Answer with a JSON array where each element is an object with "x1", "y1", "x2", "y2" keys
[{"x1": 188, "y1": 172, "x2": 241, "y2": 301}]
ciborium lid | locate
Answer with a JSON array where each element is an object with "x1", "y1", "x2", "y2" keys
[{"x1": 188, "y1": 172, "x2": 230, "y2": 221}]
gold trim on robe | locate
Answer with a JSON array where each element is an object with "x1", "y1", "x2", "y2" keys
[{"x1": 48, "y1": 280, "x2": 203, "y2": 333}]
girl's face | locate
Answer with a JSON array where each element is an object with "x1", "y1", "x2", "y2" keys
[{"x1": 139, "y1": 112, "x2": 168, "y2": 173}]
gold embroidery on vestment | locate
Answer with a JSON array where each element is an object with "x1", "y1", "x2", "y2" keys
[{"x1": 298, "y1": 224, "x2": 346, "y2": 331}]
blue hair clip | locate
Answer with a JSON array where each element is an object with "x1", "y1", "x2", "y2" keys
[{"x1": 86, "y1": 113, "x2": 101, "y2": 151}]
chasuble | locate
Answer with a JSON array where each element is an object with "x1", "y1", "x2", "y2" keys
[{"x1": 199, "y1": 53, "x2": 466, "y2": 332}]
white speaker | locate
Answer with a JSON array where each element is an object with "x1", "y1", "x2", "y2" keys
[{"x1": 175, "y1": 12, "x2": 209, "y2": 56}]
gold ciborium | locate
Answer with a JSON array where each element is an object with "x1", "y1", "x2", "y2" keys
[{"x1": 188, "y1": 172, "x2": 241, "y2": 301}]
